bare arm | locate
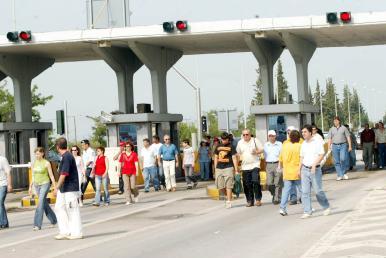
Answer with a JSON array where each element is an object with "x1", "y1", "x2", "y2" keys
[
  {"x1": 53, "y1": 175, "x2": 66, "y2": 196},
  {"x1": 6, "y1": 167, "x2": 12, "y2": 193},
  {"x1": 135, "y1": 161, "x2": 139, "y2": 176},
  {"x1": 103, "y1": 156, "x2": 109, "y2": 178},
  {"x1": 46, "y1": 161, "x2": 56, "y2": 189},
  {"x1": 214, "y1": 155, "x2": 218, "y2": 170},
  {"x1": 232, "y1": 155, "x2": 239, "y2": 173}
]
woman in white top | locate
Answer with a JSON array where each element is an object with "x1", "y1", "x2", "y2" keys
[
  {"x1": 0, "y1": 155, "x2": 12, "y2": 229},
  {"x1": 71, "y1": 145, "x2": 85, "y2": 206},
  {"x1": 182, "y1": 139, "x2": 198, "y2": 189}
]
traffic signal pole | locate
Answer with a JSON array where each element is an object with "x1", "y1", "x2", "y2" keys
[{"x1": 172, "y1": 66, "x2": 202, "y2": 147}]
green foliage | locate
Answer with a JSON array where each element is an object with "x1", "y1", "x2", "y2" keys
[
  {"x1": 89, "y1": 116, "x2": 107, "y2": 147},
  {"x1": 251, "y1": 68, "x2": 263, "y2": 106},
  {"x1": 0, "y1": 84, "x2": 53, "y2": 122},
  {"x1": 207, "y1": 110, "x2": 222, "y2": 137},
  {"x1": 178, "y1": 122, "x2": 197, "y2": 143},
  {"x1": 276, "y1": 60, "x2": 291, "y2": 104}
]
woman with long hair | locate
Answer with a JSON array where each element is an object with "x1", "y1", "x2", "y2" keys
[
  {"x1": 91, "y1": 147, "x2": 110, "y2": 206},
  {"x1": 71, "y1": 145, "x2": 85, "y2": 206},
  {"x1": 118, "y1": 142, "x2": 139, "y2": 205},
  {"x1": 29, "y1": 147, "x2": 57, "y2": 230}
]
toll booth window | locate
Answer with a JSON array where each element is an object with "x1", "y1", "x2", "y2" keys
[
  {"x1": 268, "y1": 115, "x2": 287, "y2": 142},
  {"x1": 118, "y1": 124, "x2": 137, "y2": 147}
]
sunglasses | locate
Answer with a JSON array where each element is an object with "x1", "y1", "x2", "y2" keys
[
  {"x1": 242, "y1": 134, "x2": 250, "y2": 136},
  {"x1": 164, "y1": 139, "x2": 170, "y2": 140},
  {"x1": 71, "y1": 149, "x2": 77, "y2": 152}
]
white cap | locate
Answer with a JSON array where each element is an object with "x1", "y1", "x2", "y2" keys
[
  {"x1": 286, "y1": 126, "x2": 296, "y2": 132},
  {"x1": 267, "y1": 130, "x2": 276, "y2": 136}
]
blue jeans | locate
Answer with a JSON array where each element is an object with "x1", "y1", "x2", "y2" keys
[
  {"x1": 378, "y1": 143, "x2": 386, "y2": 168},
  {"x1": 95, "y1": 176, "x2": 110, "y2": 205},
  {"x1": 332, "y1": 143, "x2": 349, "y2": 177},
  {"x1": 280, "y1": 180, "x2": 301, "y2": 212},
  {"x1": 200, "y1": 161, "x2": 210, "y2": 180},
  {"x1": 34, "y1": 183, "x2": 57, "y2": 229},
  {"x1": 142, "y1": 166, "x2": 159, "y2": 191},
  {"x1": 290, "y1": 184, "x2": 298, "y2": 202},
  {"x1": 301, "y1": 166, "x2": 329, "y2": 214},
  {"x1": 349, "y1": 149, "x2": 356, "y2": 168},
  {"x1": 0, "y1": 186, "x2": 8, "y2": 227}
]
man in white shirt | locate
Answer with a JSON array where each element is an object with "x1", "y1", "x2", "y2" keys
[
  {"x1": 263, "y1": 130, "x2": 283, "y2": 205},
  {"x1": 0, "y1": 155, "x2": 12, "y2": 228},
  {"x1": 300, "y1": 125, "x2": 330, "y2": 219},
  {"x1": 152, "y1": 135, "x2": 165, "y2": 190},
  {"x1": 140, "y1": 138, "x2": 160, "y2": 192},
  {"x1": 80, "y1": 139, "x2": 97, "y2": 201},
  {"x1": 236, "y1": 129, "x2": 264, "y2": 207},
  {"x1": 182, "y1": 139, "x2": 198, "y2": 189}
]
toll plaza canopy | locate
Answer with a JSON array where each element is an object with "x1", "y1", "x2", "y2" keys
[{"x1": 1, "y1": 11, "x2": 386, "y2": 61}]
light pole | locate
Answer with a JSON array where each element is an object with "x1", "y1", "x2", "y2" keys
[{"x1": 172, "y1": 66, "x2": 202, "y2": 146}]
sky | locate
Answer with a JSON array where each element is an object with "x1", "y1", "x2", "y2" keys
[{"x1": 0, "y1": 0, "x2": 386, "y2": 141}]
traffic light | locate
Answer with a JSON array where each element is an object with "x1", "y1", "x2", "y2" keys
[
  {"x1": 326, "y1": 12, "x2": 338, "y2": 24},
  {"x1": 340, "y1": 12, "x2": 352, "y2": 23},
  {"x1": 201, "y1": 116, "x2": 207, "y2": 133},
  {"x1": 163, "y1": 22, "x2": 175, "y2": 32},
  {"x1": 6, "y1": 31, "x2": 19, "y2": 42},
  {"x1": 19, "y1": 31, "x2": 32, "y2": 41},
  {"x1": 56, "y1": 110, "x2": 65, "y2": 135},
  {"x1": 176, "y1": 20, "x2": 188, "y2": 31}
]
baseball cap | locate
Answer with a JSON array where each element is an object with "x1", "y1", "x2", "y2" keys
[
  {"x1": 119, "y1": 142, "x2": 125, "y2": 147},
  {"x1": 286, "y1": 126, "x2": 296, "y2": 132},
  {"x1": 268, "y1": 130, "x2": 276, "y2": 136}
]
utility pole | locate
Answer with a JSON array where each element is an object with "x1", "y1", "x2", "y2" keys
[{"x1": 64, "y1": 100, "x2": 69, "y2": 140}]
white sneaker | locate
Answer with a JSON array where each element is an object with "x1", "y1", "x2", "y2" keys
[
  {"x1": 323, "y1": 208, "x2": 331, "y2": 216},
  {"x1": 133, "y1": 196, "x2": 139, "y2": 203},
  {"x1": 66, "y1": 235, "x2": 83, "y2": 240},
  {"x1": 33, "y1": 226, "x2": 40, "y2": 231},
  {"x1": 336, "y1": 177, "x2": 343, "y2": 181},
  {"x1": 55, "y1": 234, "x2": 69, "y2": 240},
  {"x1": 343, "y1": 174, "x2": 349, "y2": 180},
  {"x1": 79, "y1": 201, "x2": 83, "y2": 207},
  {"x1": 300, "y1": 213, "x2": 312, "y2": 219},
  {"x1": 225, "y1": 201, "x2": 232, "y2": 209},
  {"x1": 279, "y1": 209, "x2": 288, "y2": 216},
  {"x1": 125, "y1": 201, "x2": 133, "y2": 205}
]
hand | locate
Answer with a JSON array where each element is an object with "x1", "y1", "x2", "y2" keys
[
  {"x1": 374, "y1": 144, "x2": 378, "y2": 149},
  {"x1": 348, "y1": 147, "x2": 352, "y2": 152},
  {"x1": 175, "y1": 162, "x2": 179, "y2": 168},
  {"x1": 90, "y1": 172, "x2": 95, "y2": 178},
  {"x1": 102, "y1": 173, "x2": 107, "y2": 178},
  {"x1": 251, "y1": 149, "x2": 257, "y2": 155},
  {"x1": 28, "y1": 188, "x2": 32, "y2": 196},
  {"x1": 53, "y1": 188, "x2": 58, "y2": 197},
  {"x1": 7, "y1": 184, "x2": 12, "y2": 193},
  {"x1": 311, "y1": 166, "x2": 316, "y2": 174}
]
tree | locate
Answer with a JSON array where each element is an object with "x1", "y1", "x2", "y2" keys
[
  {"x1": 89, "y1": 116, "x2": 107, "y2": 147},
  {"x1": 0, "y1": 84, "x2": 53, "y2": 122},
  {"x1": 251, "y1": 68, "x2": 263, "y2": 106},
  {"x1": 207, "y1": 110, "x2": 222, "y2": 137},
  {"x1": 276, "y1": 59, "x2": 290, "y2": 104},
  {"x1": 313, "y1": 80, "x2": 324, "y2": 129},
  {"x1": 323, "y1": 78, "x2": 339, "y2": 128},
  {"x1": 178, "y1": 122, "x2": 197, "y2": 143}
]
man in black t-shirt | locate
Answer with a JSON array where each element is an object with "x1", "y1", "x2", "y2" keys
[
  {"x1": 53, "y1": 137, "x2": 83, "y2": 240},
  {"x1": 214, "y1": 132, "x2": 239, "y2": 209}
]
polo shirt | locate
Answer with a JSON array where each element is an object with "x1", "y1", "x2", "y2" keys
[
  {"x1": 300, "y1": 138, "x2": 325, "y2": 167},
  {"x1": 327, "y1": 126, "x2": 350, "y2": 144},
  {"x1": 140, "y1": 146, "x2": 157, "y2": 168},
  {"x1": 263, "y1": 141, "x2": 282, "y2": 163},
  {"x1": 237, "y1": 138, "x2": 263, "y2": 170},
  {"x1": 59, "y1": 151, "x2": 79, "y2": 193},
  {"x1": 375, "y1": 129, "x2": 386, "y2": 143},
  {"x1": 159, "y1": 144, "x2": 178, "y2": 161}
]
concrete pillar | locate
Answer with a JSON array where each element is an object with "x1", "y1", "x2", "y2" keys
[
  {"x1": 282, "y1": 33, "x2": 316, "y2": 104},
  {"x1": 245, "y1": 35, "x2": 283, "y2": 105},
  {"x1": 0, "y1": 55, "x2": 54, "y2": 122},
  {"x1": 129, "y1": 42, "x2": 183, "y2": 113},
  {"x1": 93, "y1": 46, "x2": 143, "y2": 113}
]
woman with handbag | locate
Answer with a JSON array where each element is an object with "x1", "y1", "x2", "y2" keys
[{"x1": 29, "y1": 147, "x2": 57, "y2": 231}]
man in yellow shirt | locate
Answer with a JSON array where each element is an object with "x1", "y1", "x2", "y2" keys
[{"x1": 278, "y1": 130, "x2": 302, "y2": 216}]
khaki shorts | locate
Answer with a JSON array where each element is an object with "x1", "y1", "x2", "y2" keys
[{"x1": 215, "y1": 167, "x2": 234, "y2": 189}]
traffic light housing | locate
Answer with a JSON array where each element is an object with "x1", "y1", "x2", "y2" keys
[
  {"x1": 201, "y1": 116, "x2": 207, "y2": 133},
  {"x1": 163, "y1": 22, "x2": 175, "y2": 32},
  {"x1": 19, "y1": 31, "x2": 32, "y2": 41},
  {"x1": 326, "y1": 12, "x2": 338, "y2": 24},
  {"x1": 176, "y1": 20, "x2": 188, "y2": 31},
  {"x1": 6, "y1": 31, "x2": 19, "y2": 42},
  {"x1": 56, "y1": 110, "x2": 65, "y2": 135}
]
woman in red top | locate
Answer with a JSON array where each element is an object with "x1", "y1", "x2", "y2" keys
[
  {"x1": 91, "y1": 147, "x2": 110, "y2": 206},
  {"x1": 118, "y1": 142, "x2": 139, "y2": 205}
]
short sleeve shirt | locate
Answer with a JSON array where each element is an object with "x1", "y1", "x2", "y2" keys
[
  {"x1": 82, "y1": 147, "x2": 96, "y2": 169},
  {"x1": 183, "y1": 147, "x2": 195, "y2": 165},
  {"x1": 215, "y1": 143, "x2": 237, "y2": 169},
  {"x1": 159, "y1": 144, "x2": 178, "y2": 161},
  {"x1": 119, "y1": 152, "x2": 138, "y2": 175},
  {"x1": 198, "y1": 146, "x2": 211, "y2": 163},
  {"x1": 263, "y1": 141, "x2": 282, "y2": 163},
  {"x1": 237, "y1": 138, "x2": 264, "y2": 170},
  {"x1": 140, "y1": 147, "x2": 157, "y2": 168},
  {"x1": 59, "y1": 151, "x2": 79, "y2": 193},
  {"x1": 300, "y1": 138, "x2": 325, "y2": 167},
  {"x1": 0, "y1": 156, "x2": 11, "y2": 187},
  {"x1": 327, "y1": 126, "x2": 350, "y2": 144}
]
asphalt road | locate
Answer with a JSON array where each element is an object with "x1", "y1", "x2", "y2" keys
[{"x1": 1, "y1": 163, "x2": 386, "y2": 258}]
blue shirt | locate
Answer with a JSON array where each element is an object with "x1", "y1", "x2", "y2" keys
[
  {"x1": 159, "y1": 144, "x2": 178, "y2": 161},
  {"x1": 199, "y1": 146, "x2": 210, "y2": 163},
  {"x1": 263, "y1": 141, "x2": 282, "y2": 162}
]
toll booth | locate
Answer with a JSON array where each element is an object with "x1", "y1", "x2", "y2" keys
[
  {"x1": 104, "y1": 110, "x2": 183, "y2": 185},
  {"x1": 0, "y1": 122, "x2": 52, "y2": 189},
  {"x1": 251, "y1": 104, "x2": 319, "y2": 143}
]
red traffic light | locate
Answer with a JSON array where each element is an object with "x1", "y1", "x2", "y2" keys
[
  {"x1": 19, "y1": 31, "x2": 32, "y2": 41},
  {"x1": 176, "y1": 21, "x2": 188, "y2": 31},
  {"x1": 340, "y1": 12, "x2": 351, "y2": 23}
]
